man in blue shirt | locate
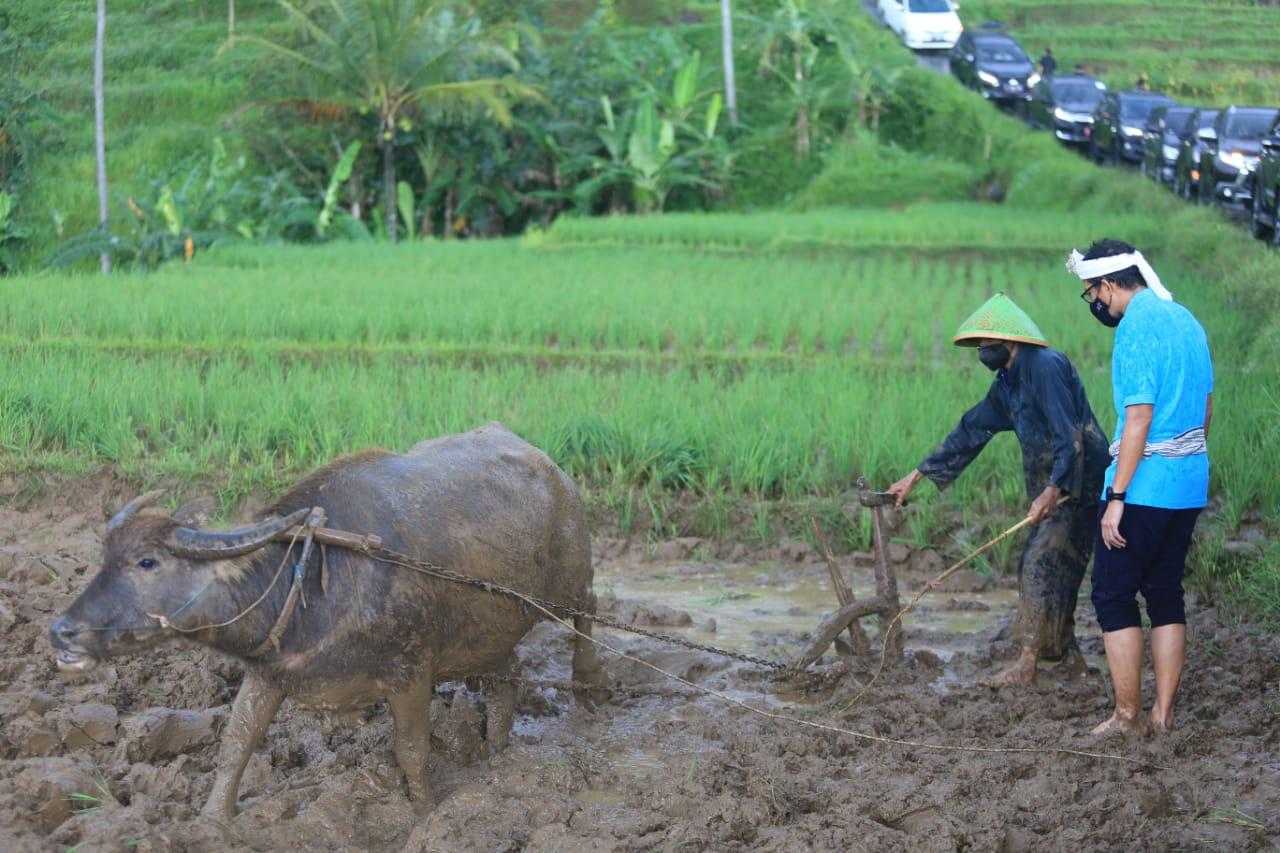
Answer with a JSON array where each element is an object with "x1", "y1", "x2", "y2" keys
[{"x1": 1067, "y1": 239, "x2": 1213, "y2": 737}]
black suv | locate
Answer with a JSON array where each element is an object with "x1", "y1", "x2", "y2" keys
[
  {"x1": 1197, "y1": 106, "x2": 1279, "y2": 207},
  {"x1": 1025, "y1": 74, "x2": 1107, "y2": 145},
  {"x1": 1249, "y1": 112, "x2": 1280, "y2": 244},
  {"x1": 1172, "y1": 108, "x2": 1220, "y2": 200},
  {"x1": 950, "y1": 26, "x2": 1039, "y2": 105},
  {"x1": 1089, "y1": 91, "x2": 1175, "y2": 165},
  {"x1": 1140, "y1": 105, "x2": 1196, "y2": 185}
]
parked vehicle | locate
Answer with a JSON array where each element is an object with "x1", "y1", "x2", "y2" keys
[
  {"x1": 1089, "y1": 90, "x2": 1175, "y2": 165},
  {"x1": 1140, "y1": 106, "x2": 1196, "y2": 185},
  {"x1": 1172, "y1": 108, "x2": 1220, "y2": 200},
  {"x1": 1249, "y1": 112, "x2": 1280, "y2": 244},
  {"x1": 950, "y1": 25, "x2": 1039, "y2": 104},
  {"x1": 879, "y1": 0, "x2": 964, "y2": 51},
  {"x1": 1025, "y1": 73, "x2": 1107, "y2": 145},
  {"x1": 1197, "y1": 107, "x2": 1278, "y2": 207}
]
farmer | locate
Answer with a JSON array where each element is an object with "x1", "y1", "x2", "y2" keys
[
  {"x1": 887, "y1": 294, "x2": 1109, "y2": 686},
  {"x1": 1067, "y1": 240, "x2": 1212, "y2": 736}
]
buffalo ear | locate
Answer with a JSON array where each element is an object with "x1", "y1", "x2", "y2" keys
[{"x1": 172, "y1": 496, "x2": 217, "y2": 527}]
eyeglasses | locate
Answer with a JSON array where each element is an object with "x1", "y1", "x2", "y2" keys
[{"x1": 1079, "y1": 284, "x2": 1101, "y2": 304}]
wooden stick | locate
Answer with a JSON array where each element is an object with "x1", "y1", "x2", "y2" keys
[
  {"x1": 791, "y1": 598, "x2": 888, "y2": 671},
  {"x1": 811, "y1": 518, "x2": 870, "y2": 655}
]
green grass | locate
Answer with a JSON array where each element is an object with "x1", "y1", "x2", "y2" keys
[
  {"x1": 2, "y1": 206, "x2": 1276, "y2": 573},
  {"x1": 959, "y1": 0, "x2": 1280, "y2": 103}
]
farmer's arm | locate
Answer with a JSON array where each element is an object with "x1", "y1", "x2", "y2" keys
[
  {"x1": 905, "y1": 384, "x2": 1013, "y2": 497},
  {"x1": 1026, "y1": 357, "x2": 1084, "y2": 522}
]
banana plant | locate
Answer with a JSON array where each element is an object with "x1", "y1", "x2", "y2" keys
[
  {"x1": 316, "y1": 140, "x2": 362, "y2": 237},
  {"x1": 577, "y1": 55, "x2": 729, "y2": 215}
]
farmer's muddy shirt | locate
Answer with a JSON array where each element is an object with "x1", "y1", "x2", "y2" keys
[{"x1": 918, "y1": 346, "x2": 1110, "y2": 500}]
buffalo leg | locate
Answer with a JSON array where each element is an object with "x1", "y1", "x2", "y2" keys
[
  {"x1": 485, "y1": 659, "x2": 517, "y2": 756},
  {"x1": 572, "y1": 602, "x2": 609, "y2": 708},
  {"x1": 388, "y1": 670, "x2": 434, "y2": 809},
  {"x1": 201, "y1": 673, "x2": 285, "y2": 821}
]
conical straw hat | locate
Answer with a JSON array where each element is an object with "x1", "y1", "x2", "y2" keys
[{"x1": 952, "y1": 292, "x2": 1049, "y2": 347}]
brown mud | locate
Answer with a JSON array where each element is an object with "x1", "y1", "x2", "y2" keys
[{"x1": 2, "y1": 477, "x2": 1278, "y2": 851}]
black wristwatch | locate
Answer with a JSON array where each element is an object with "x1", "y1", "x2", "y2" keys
[{"x1": 1105, "y1": 487, "x2": 1126, "y2": 503}]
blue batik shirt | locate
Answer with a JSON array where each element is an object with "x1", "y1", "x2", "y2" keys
[{"x1": 1104, "y1": 288, "x2": 1213, "y2": 509}]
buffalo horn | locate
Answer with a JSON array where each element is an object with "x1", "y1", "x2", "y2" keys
[
  {"x1": 167, "y1": 507, "x2": 313, "y2": 560},
  {"x1": 106, "y1": 489, "x2": 167, "y2": 533}
]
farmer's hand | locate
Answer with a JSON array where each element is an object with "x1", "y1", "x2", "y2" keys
[
  {"x1": 887, "y1": 470, "x2": 923, "y2": 508},
  {"x1": 1026, "y1": 485, "x2": 1062, "y2": 525},
  {"x1": 1100, "y1": 500, "x2": 1127, "y2": 550}
]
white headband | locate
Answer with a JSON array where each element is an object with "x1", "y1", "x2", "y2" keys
[{"x1": 1065, "y1": 249, "x2": 1173, "y2": 302}]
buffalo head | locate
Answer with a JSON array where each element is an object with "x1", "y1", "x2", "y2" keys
[{"x1": 50, "y1": 491, "x2": 307, "y2": 672}]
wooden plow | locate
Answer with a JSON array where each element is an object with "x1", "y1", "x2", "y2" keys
[{"x1": 791, "y1": 478, "x2": 904, "y2": 671}]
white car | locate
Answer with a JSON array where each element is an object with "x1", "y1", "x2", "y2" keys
[{"x1": 879, "y1": 0, "x2": 964, "y2": 51}]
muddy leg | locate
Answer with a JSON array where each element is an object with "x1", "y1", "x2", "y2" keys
[
  {"x1": 572, "y1": 602, "x2": 609, "y2": 709},
  {"x1": 388, "y1": 669, "x2": 434, "y2": 810},
  {"x1": 201, "y1": 673, "x2": 285, "y2": 821},
  {"x1": 485, "y1": 660, "x2": 517, "y2": 756}
]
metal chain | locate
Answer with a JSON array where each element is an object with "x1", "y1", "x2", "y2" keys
[
  {"x1": 364, "y1": 544, "x2": 788, "y2": 671},
  {"x1": 482, "y1": 673, "x2": 701, "y2": 699}
]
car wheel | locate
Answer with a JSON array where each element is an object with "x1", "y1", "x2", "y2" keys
[
  {"x1": 1251, "y1": 198, "x2": 1271, "y2": 239},
  {"x1": 1254, "y1": 181, "x2": 1276, "y2": 240}
]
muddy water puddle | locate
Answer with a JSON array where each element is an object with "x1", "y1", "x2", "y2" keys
[{"x1": 594, "y1": 559, "x2": 1018, "y2": 680}]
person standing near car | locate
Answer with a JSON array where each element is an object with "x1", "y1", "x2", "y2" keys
[
  {"x1": 1066, "y1": 239, "x2": 1213, "y2": 737},
  {"x1": 1039, "y1": 47, "x2": 1057, "y2": 78},
  {"x1": 887, "y1": 294, "x2": 1110, "y2": 687}
]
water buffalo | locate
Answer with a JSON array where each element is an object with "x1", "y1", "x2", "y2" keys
[{"x1": 50, "y1": 423, "x2": 607, "y2": 819}]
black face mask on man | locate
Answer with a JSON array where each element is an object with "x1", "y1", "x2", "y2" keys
[
  {"x1": 978, "y1": 343, "x2": 1012, "y2": 372},
  {"x1": 1089, "y1": 282, "x2": 1122, "y2": 328}
]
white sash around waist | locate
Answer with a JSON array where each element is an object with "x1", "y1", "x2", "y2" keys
[{"x1": 1108, "y1": 427, "x2": 1207, "y2": 460}]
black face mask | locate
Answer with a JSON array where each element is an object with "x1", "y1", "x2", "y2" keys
[
  {"x1": 1090, "y1": 297, "x2": 1121, "y2": 328},
  {"x1": 978, "y1": 343, "x2": 1012, "y2": 372}
]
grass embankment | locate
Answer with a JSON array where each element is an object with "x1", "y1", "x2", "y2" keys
[
  {"x1": 9, "y1": 0, "x2": 293, "y2": 260},
  {"x1": 960, "y1": 0, "x2": 1280, "y2": 104},
  {"x1": 3, "y1": 204, "x2": 1278, "y2": 613}
]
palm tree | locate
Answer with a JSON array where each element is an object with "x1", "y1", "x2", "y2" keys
[{"x1": 243, "y1": 0, "x2": 537, "y2": 241}]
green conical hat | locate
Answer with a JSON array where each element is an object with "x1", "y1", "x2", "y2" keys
[{"x1": 952, "y1": 293, "x2": 1048, "y2": 347}]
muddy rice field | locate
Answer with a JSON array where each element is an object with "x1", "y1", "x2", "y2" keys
[{"x1": 2, "y1": 477, "x2": 1278, "y2": 851}]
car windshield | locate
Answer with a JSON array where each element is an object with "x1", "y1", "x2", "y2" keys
[
  {"x1": 977, "y1": 43, "x2": 1027, "y2": 63},
  {"x1": 1165, "y1": 109, "x2": 1194, "y2": 130},
  {"x1": 1224, "y1": 112, "x2": 1276, "y2": 139},
  {"x1": 908, "y1": 0, "x2": 952, "y2": 11},
  {"x1": 1197, "y1": 111, "x2": 1219, "y2": 130},
  {"x1": 1051, "y1": 81, "x2": 1103, "y2": 106},
  {"x1": 1119, "y1": 99, "x2": 1167, "y2": 122}
]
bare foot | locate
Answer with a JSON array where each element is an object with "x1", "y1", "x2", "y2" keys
[
  {"x1": 1089, "y1": 711, "x2": 1151, "y2": 738},
  {"x1": 983, "y1": 650, "x2": 1037, "y2": 687},
  {"x1": 1149, "y1": 712, "x2": 1175, "y2": 734}
]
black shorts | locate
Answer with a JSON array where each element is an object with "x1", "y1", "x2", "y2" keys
[{"x1": 1090, "y1": 503, "x2": 1202, "y2": 633}]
